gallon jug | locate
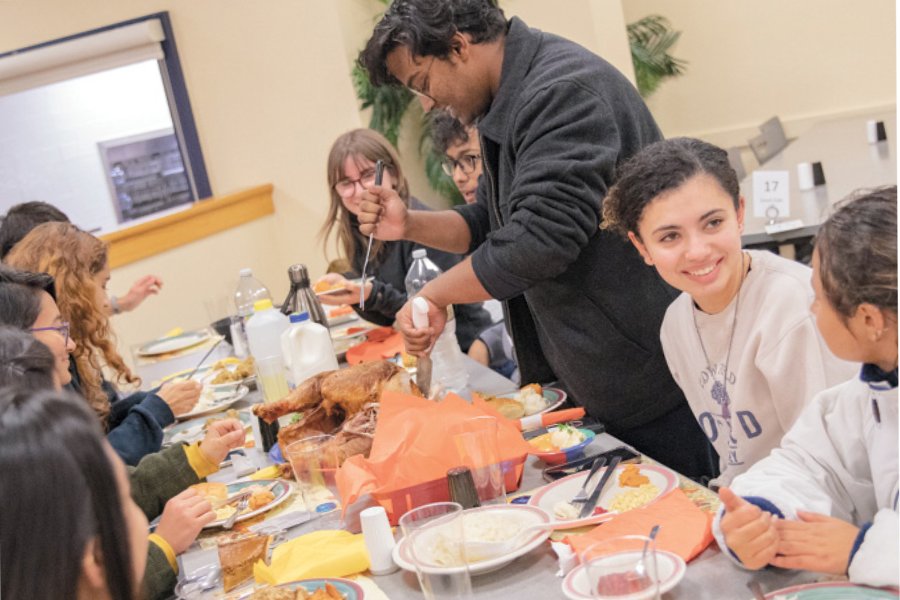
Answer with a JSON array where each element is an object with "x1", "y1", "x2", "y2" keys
[{"x1": 281, "y1": 312, "x2": 339, "y2": 387}]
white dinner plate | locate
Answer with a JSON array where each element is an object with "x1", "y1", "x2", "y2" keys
[
  {"x1": 160, "y1": 361, "x2": 256, "y2": 392},
  {"x1": 237, "y1": 578, "x2": 365, "y2": 600},
  {"x1": 176, "y1": 385, "x2": 249, "y2": 420},
  {"x1": 761, "y1": 582, "x2": 900, "y2": 599},
  {"x1": 137, "y1": 330, "x2": 211, "y2": 356},
  {"x1": 495, "y1": 387, "x2": 567, "y2": 415},
  {"x1": 315, "y1": 276, "x2": 375, "y2": 297},
  {"x1": 392, "y1": 504, "x2": 552, "y2": 576},
  {"x1": 164, "y1": 409, "x2": 252, "y2": 445},
  {"x1": 527, "y1": 463, "x2": 678, "y2": 529},
  {"x1": 562, "y1": 550, "x2": 687, "y2": 599},
  {"x1": 204, "y1": 479, "x2": 293, "y2": 529}
]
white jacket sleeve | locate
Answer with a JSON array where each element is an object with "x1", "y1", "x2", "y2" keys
[
  {"x1": 712, "y1": 382, "x2": 875, "y2": 560},
  {"x1": 848, "y1": 508, "x2": 900, "y2": 587}
]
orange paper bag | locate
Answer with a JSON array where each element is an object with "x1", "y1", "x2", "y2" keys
[
  {"x1": 567, "y1": 489, "x2": 714, "y2": 563},
  {"x1": 336, "y1": 391, "x2": 532, "y2": 523}
]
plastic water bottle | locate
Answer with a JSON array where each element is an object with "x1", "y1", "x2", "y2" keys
[
  {"x1": 245, "y1": 298, "x2": 290, "y2": 452},
  {"x1": 232, "y1": 268, "x2": 271, "y2": 358},
  {"x1": 404, "y1": 249, "x2": 469, "y2": 395},
  {"x1": 281, "y1": 312, "x2": 339, "y2": 388}
]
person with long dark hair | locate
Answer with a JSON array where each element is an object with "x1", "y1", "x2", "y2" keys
[
  {"x1": 0, "y1": 386, "x2": 147, "y2": 599},
  {"x1": 0, "y1": 276, "x2": 245, "y2": 600},
  {"x1": 714, "y1": 187, "x2": 898, "y2": 587}
]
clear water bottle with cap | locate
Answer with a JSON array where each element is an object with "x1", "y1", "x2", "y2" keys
[
  {"x1": 232, "y1": 268, "x2": 272, "y2": 358},
  {"x1": 404, "y1": 249, "x2": 469, "y2": 395}
]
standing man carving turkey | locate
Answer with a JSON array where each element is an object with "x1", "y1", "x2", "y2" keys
[{"x1": 355, "y1": 0, "x2": 717, "y2": 479}]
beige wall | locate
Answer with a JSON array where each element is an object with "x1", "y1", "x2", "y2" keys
[
  {"x1": 622, "y1": 0, "x2": 897, "y2": 148},
  {"x1": 1, "y1": 1, "x2": 367, "y2": 362}
]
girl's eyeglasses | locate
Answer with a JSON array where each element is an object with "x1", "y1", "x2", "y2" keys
[{"x1": 31, "y1": 322, "x2": 70, "y2": 345}]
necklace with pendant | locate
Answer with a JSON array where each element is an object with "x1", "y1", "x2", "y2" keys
[{"x1": 693, "y1": 252, "x2": 748, "y2": 406}]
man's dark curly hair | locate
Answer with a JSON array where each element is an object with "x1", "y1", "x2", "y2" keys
[
  {"x1": 430, "y1": 110, "x2": 471, "y2": 156},
  {"x1": 602, "y1": 137, "x2": 740, "y2": 239},
  {"x1": 359, "y1": 0, "x2": 507, "y2": 87}
]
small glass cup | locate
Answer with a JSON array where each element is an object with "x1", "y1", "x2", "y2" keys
[
  {"x1": 580, "y1": 535, "x2": 661, "y2": 600},
  {"x1": 450, "y1": 416, "x2": 507, "y2": 505},
  {"x1": 285, "y1": 434, "x2": 341, "y2": 525},
  {"x1": 399, "y1": 502, "x2": 473, "y2": 600}
]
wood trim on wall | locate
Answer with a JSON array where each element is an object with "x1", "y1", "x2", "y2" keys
[{"x1": 101, "y1": 184, "x2": 274, "y2": 268}]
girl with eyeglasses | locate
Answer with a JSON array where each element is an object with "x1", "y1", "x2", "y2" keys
[
  {"x1": 316, "y1": 128, "x2": 492, "y2": 351},
  {"x1": 6, "y1": 223, "x2": 203, "y2": 465},
  {"x1": 0, "y1": 283, "x2": 245, "y2": 599}
]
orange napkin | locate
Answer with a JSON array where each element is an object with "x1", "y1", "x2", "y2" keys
[
  {"x1": 567, "y1": 489, "x2": 713, "y2": 563},
  {"x1": 345, "y1": 328, "x2": 405, "y2": 364},
  {"x1": 336, "y1": 391, "x2": 532, "y2": 520}
]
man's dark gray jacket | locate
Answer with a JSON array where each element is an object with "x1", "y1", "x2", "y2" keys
[{"x1": 455, "y1": 17, "x2": 683, "y2": 430}]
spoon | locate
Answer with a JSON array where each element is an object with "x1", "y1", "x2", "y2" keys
[
  {"x1": 633, "y1": 524, "x2": 660, "y2": 582},
  {"x1": 463, "y1": 521, "x2": 563, "y2": 560}
]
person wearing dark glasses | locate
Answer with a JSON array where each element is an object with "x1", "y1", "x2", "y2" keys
[{"x1": 314, "y1": 127, "x2": 492, "y2": 352}]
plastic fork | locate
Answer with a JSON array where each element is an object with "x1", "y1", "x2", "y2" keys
[{"x1": 570, "y1": 456, "x2": 607, "y2": 503}]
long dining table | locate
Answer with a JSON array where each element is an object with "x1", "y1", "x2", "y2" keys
[
  {"x1": 740, "y1": 110, "x2": 896, "y2": 248},
  {"x1": 178, "y1": 356, "x2": 821, "y2": 599}
]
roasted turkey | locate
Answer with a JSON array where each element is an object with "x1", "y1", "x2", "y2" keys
[{"x1": 252, "y1": 360, "x2": 419, "y2": 461}]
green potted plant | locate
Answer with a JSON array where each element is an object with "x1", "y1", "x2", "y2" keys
[{"x1": 352, "y1": 10, "x2": 686, "y2": 203}]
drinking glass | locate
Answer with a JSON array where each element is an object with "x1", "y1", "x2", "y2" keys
[
  {"x1": 580, "y1": 535, "x2": 660, "y2": 599},
  {"x1": 451, "y1": 416, "x2": 507, "y2": 505},
  {"x1": 285, "y1": 434, "x2": 341, "y2": 525},
  {"x1": 398, "y1": 502, "x2": 473, "y2": 600}
]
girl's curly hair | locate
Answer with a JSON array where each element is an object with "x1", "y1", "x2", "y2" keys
[{"x1": 5, "y1": 222, "x2": 139, "y2": 421}]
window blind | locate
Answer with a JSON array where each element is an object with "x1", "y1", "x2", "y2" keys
[{"x1": 0, "y1": 19, "x2": 165, "y2": 97}]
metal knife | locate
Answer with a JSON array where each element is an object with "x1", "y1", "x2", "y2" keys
[
  {"x1": 411, "y1": 296, "x2": 432, "y2": 397},
  {"x1": 578, "y1": 454, "x2": 622, "y2": 519}
]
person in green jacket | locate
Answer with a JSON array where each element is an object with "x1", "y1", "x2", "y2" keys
[{"x1": 0, "y1": 311, "x2": 244, "y2": 599}]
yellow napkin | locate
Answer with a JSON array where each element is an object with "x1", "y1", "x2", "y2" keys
[
  {"x1": 253, "y1": 530, "x2": 370, "y2": 585},
  {"x1": 249, "y1": 465, "x2": 282, "y2": 480}
]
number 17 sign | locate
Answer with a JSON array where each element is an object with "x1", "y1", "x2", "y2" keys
[{"x1": 752, "y1": 171, "x2": 790, "y2": 219}]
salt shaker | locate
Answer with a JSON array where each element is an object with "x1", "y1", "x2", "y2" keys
[
  {"x1": 360, "y1": 506, "x2": 399, "y2": 575},
  {"x1": 447, "y1": 466, "x2": 481, "y2": 509}
]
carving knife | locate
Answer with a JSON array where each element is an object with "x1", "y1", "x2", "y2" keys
[
  {"x1": 359, "y1": 159, "x2": 384, "y2": 310},
  {"x1": 411, "y1": 296, "x2": 432, "y2": 397},
  {"x1": 578, "y1": 454, "x2": 622, "y2": 519}
]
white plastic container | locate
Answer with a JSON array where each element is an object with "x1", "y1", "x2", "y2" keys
[
  {"x1": 281, "y1": 312, "x2": 339, "y2": 387},
  {"x1": 245, "y1": 298, "x2": 290, "y2": 403}
]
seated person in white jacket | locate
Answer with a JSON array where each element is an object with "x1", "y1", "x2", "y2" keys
[
  {"x1": 602, "y1": 138, "x2": 855, "y2": 487},
  {"x1": 713, "y1": 186, "x2": 898, "y2": 588}
]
